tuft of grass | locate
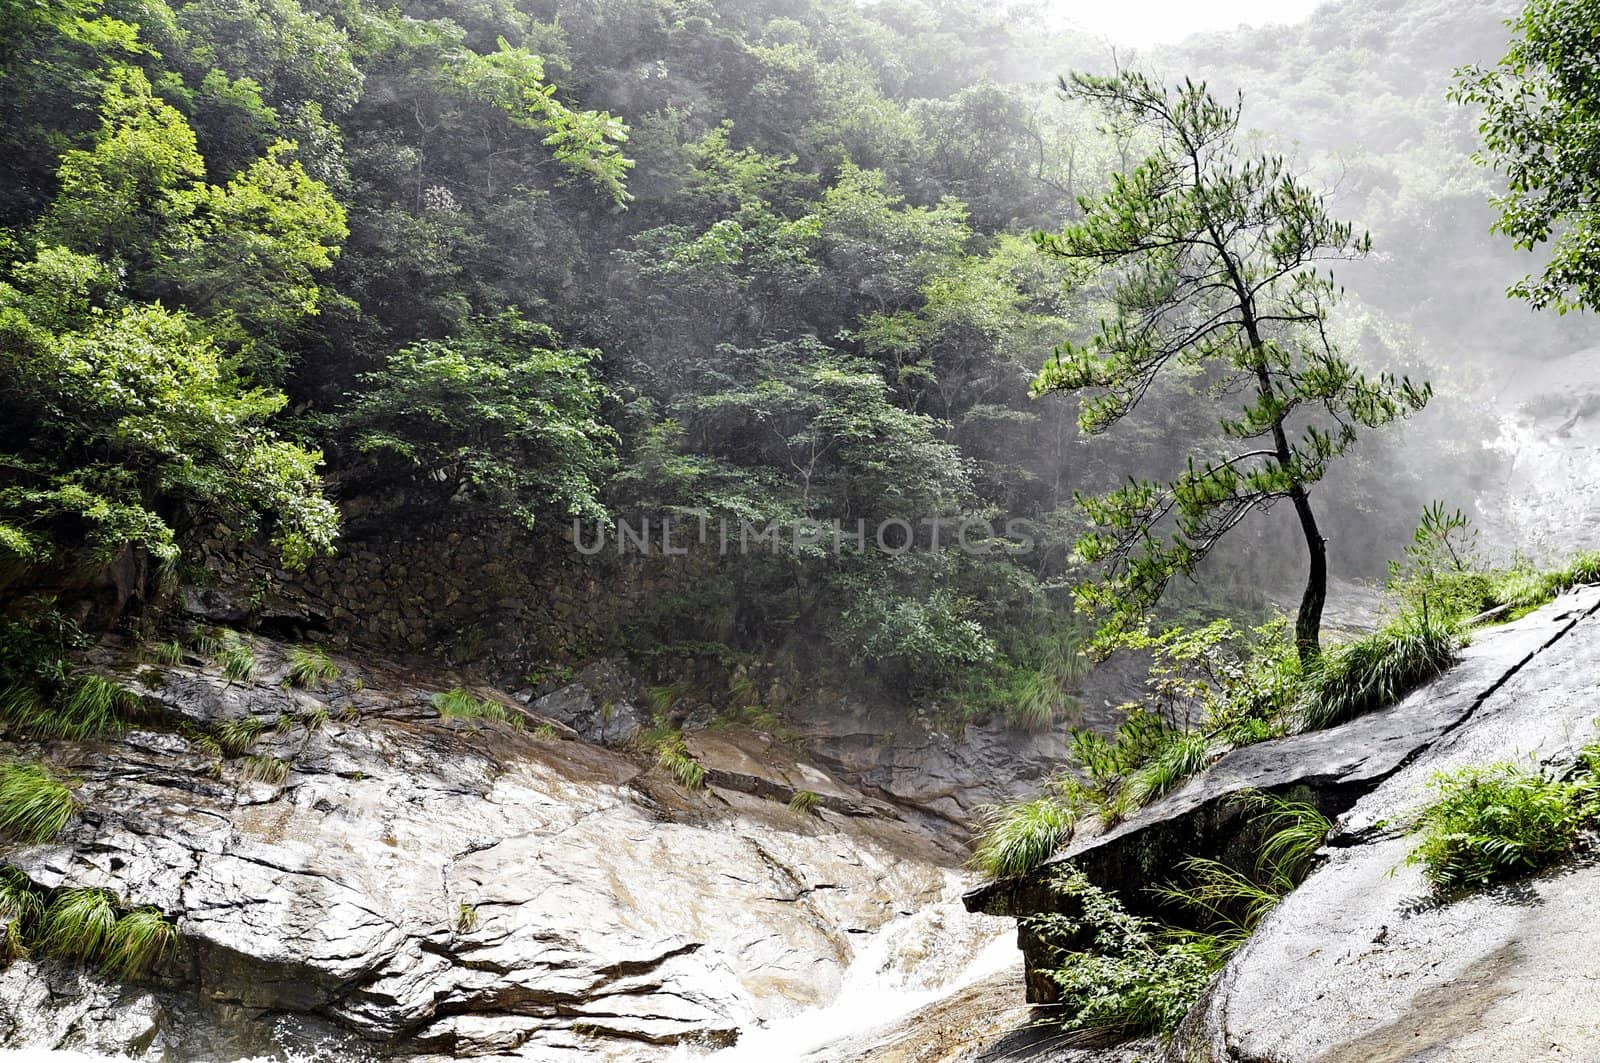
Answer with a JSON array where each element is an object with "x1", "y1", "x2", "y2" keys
[
  {"x1": 1300, "y1": 611, "x2": 1458, "y2": 731},
  {"x1": 788, "y1": 789, "x2": 820, "y2": 816},
  {"x1": 215, "y1": 716, "x2": 265, "y2": 756},
  {"x1": 149, "y1": 640, "x2": 186, "y2": 666},
  {"x1": 218, "y1": 639, "x2": 256, "y2": 683},
  {"x1": 41, "y1": 887, "x2": 118, "y2": 963},
  {"x1": 186, "y1": 627, "x2": 223, "y2": 658},
  {"x1": 641, "y1": 724, "x2": 705, "y2": 790},
  {"x1": 455, "y1": 902, "x2": 479, "y2": 933},
  {"x1": 102, "y1": 906, "x2": 176, "y2": 979},
  {"x1": 1125, "y1": 731, "x2": 1211, "y2": 808},
  {"x1": 433, "y1": 687, "x2": 523, "y2": 729},
  {"x1": 1154, "y1": 792, "x2": 1330, "y2": 964},
  {"x1": 971, "y1": 793, "x2": 1079, "y2": 878},
  {"x1": 646, "y1": 681, "x2": 692, "y2": 718},
  {"x1": 531, "y1": 722, "x2": 560, "y2": 741},
  {"x1": 301, "y1": 707, "x2": 330, "y2": 733},
  {"x1": 286, "y1": 646, "x2": 339, "y2": 689},
  {"x1": 0, "y1": 759, "x2": 77, "y2": 843},
  {"x1": 0, "y1": 867, "x2": 44, "y2": 960},
  {"x1": 1405, "y1": 759, "x2": 1588, "y2": 889},
  {"x1": 1, "y1": 674, "x2": 138, "y2": 741},
  {"x1": 241, "y1": 754, "x2": 291, "y2": 785}
]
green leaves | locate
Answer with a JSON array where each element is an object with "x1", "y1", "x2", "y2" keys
[
  {"x1": 342, "y1": 312, "x2": 616, "y2": 529},
  {"x1": 1032, "y1": 71, "x2": 1429, "y2": 656},
  {"x1": 1455, "y1": 0, "x2": 1600, "y2": 312}
]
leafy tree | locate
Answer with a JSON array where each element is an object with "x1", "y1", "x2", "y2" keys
[
  {"x1": 0, "y1": 255, "x2": 338, "y2": 581},
  {"x1": 1454, "y1": 0, "x2": 1600, "y2": 312},
  {"x1": 340, "y1": 312, "x2": 616, "y2": 529},
  {"x1": 1033, "y1": 72, "x2": 1431, "y2": 661}
]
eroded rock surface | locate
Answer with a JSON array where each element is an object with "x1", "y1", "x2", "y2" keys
[
  {"x1": 0, "y1": 637, "x2": 983, "y2": 1061},
  {"x1": 967, "y1": 587, "x2": 1600, "y2": 1008},
  {"x1": 1170, "y1": 587, "x2": 1600, "y2": 1062}
]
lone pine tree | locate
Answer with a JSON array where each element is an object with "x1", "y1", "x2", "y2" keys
[{"x1": 1035, "y1": 71, "x2": 1431, "y2": 662}]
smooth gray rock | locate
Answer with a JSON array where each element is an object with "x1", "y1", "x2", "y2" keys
[
  {"x1": 966, "y1": 587, "x2": 1600, "y2": 1005},
  {"x1": 1, "y1": 639, "x2": 967, "y2": 1061},
  {"x1": 1169, "y1": 587, "x2": 1600, "y2": 1062}
]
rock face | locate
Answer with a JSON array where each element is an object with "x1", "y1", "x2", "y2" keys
[
  {"x1": 966, "y1": 586, "x2": 1600, "y2": 1007},
  {"x1": 0, "y1": 636, "x2": 995, "y2": 1061},
  {"x1": 1170, "y1": 585, "x2": 1600, "y2": 1062}
]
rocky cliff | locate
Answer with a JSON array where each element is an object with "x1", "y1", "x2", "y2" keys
[
  {"x1": 966, "y1": 585, "x2": 1600, "y2": 1059},
  {"x1": 0, "y1": 629, "x2": 1035, "y2": 1060}
]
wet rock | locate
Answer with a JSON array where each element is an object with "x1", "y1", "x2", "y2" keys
[
  {"x1": 1169, "y1": 587, "x2": 1600, "y2": 1062},
  {"x1": 527, "y1": 659, "x2": 646, "y2": 746},
  {"x1": 1, "y1": 636, "x2": 967, "y2": 1061},
  {"x1": 967, "y1": 587, "x2": 1600, "y2": 1005}
]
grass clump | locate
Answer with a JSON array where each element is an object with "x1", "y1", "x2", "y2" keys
[
  {"x1": 102, "y1": 906, "x2": 177, "y2": 979},
  {"x1": 1, "y1": 673, "x2": 137, "y2": 741},
  {"x1": 530, "y1": 722, "x2": 561, "y2": 741},
  {"x1": 217, "y1": 638, "x2": 256, "y2": 683},
  {"x1": 641, "y1": 722, "x2": 705, "y2": 790},
  {"x1": 1154, "y1": 792, "x2": 1330, "y2": 963},
  {"x1": 149, "y1": 640, "x2": 186, "y2": 666},
  {"x1": 788, "y1": 789, "x2": 820, "y2": 816},
  {"x1": 1025, "y1": 868, "x2": 1211, "y2": 1038},
  {"x1": 0, "y1": 867, "x2": 45, "y2": 960},
  {"x1": 241, "y1": 754, "x2": 291, "y2": 785},
  {"x1": 1405, "y1": 758, "x2": 1593, "y2": 889},
  {"x1": 0, "y1": 759, "x2": 77, "y2": 843},
  {"x1": 214, "y1": 716, "x2": 265, "y2": 755},
  {"x1": 433, "y1": 687, "x2": 523, "y2": 729},
  {"x1": 41, "y1": 887, "x2": 118, "y2": 963},
  {"x1": 455, "y1": 902, "x2": 479, "y2": 933},
  {"x1": 971, "y1": 793, "x2": 1078, "y2": 878},
  {"x1": 301, "y1": 707, "x2": 330, "y2": 733},
  {"x1": 286, "y1": 646, "x2": 339, "y2": 688},
  {"x1": 1300, "y1": 611, "x2": 1459, "y2": 730}
]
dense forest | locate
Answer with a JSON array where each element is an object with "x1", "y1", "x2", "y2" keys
[{"x1": 1, "y1": 0, "x2": 1591, "y2": 725}]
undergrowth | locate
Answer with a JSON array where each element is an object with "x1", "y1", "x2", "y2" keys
[
  {"x1": 0, "y1": 759, "x2": 77, "y2": 843},
  {"x1": 433, "y1": 687, "x2": 523, "y2": 730}
]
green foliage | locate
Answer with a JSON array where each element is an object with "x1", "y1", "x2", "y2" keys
[
  {"x1": 286, "y1": 646, "x2": 339, "y2": 688},
  {"x1": 1455, "y1": 0, "x2": 1600, "y2": 312},
  {"x1": 971, "y1": 793, "x2": 1079, "y2": 879},
  {"x1": 530, "y1": 722, "x2": 560, "y2": 742},
  {"x1": 217, "y1": 639, "x2": 256, "y2": 683},
  {"x1": 640, "y1": 723, "x2": 706, "y2": 790},
  {"x1": 214, "y1": 716, "x2": 265, "y2": 755},
  {"x1": 0, "y1": 673, "x2": 136, "y2": 741},
  {"x1": 240, "y1": 754, "x2": 290, "y2": 785},
  {"x1": 432, "y1": 687, "x2": 522, "y2": 729},
  {"x1": 788, "y1": 789, "x2": 820, "y2": 816},
  {"x1": 0, "y1": 759, "x2": 77, "y2": 843},
  {"x1": 1155, "y1": 791, "x2": 1330, "y2": 962},
  {"x1": 1300, "y1": 611, "x2": 1459, "y2": 730},
  {"x1": 341, "y1": 313, "x2": 615, "y2": 529},
  {"x1": 1025, "y1": 868, "x2": 1212, "y2": 1038},
  {"x1": 455, "y1": 902, "x2": 479, "y2": 933},
  {"x1": 1406, "y1": 758, "x2": 1594, "y2": 889},
  {"x1": 300, "y1": 707, "x2": 329, "y2": 733},
  {"x1": 0, "y1": 866, "x2": 45, "y2": 960},
  {"x1": 1035, "y1": 71, "x2": 1429, "y2": 661},
  {"x1": 102, "y1": 906, "x2": 176, "y2": 979},
  {"x1": 150, "y1": 640, "x2": 186, "y2": 667},
  {"x1": 41, "y1": 887, "x2": 118, "y2": 964}
]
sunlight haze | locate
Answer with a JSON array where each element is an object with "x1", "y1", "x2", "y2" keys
[{"x1": 1056, "y1": 0, "x2": 1326, "y2": 45}]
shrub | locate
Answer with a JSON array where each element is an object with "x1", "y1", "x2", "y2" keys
[
  {"x1": 286, "y1": 646, "x2": 339, "y2": 688},
  {"x1": 788, "y1": 789, "x2": 820, "y2": 815},
  {"x1": 1405, "y1": 760, "x2": 1589, "y2": 889},
  {"x1": 972, "y1": 794, "x2": 1078, "y2": 878},
  {"x1": 1025, "y1": 868, "x2": 1211, "y2": 1038},
  {"x1": 1300, "y1": 611, "x2": 1458, "y2": 730},
  {"x1": 0, "y1": 759, "x2": 77, "y2": 843}
]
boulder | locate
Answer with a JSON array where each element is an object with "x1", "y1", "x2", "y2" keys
[{"x1": 966, "y1": 587, "x2": 1600, "y2": 1005}]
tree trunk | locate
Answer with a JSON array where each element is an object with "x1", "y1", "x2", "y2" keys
[{"x1": 1290, "y1": 483, "x2": 1327, "y2": 664}]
